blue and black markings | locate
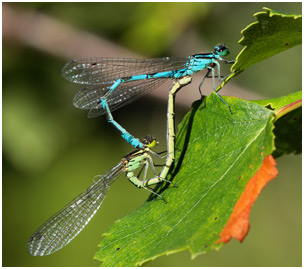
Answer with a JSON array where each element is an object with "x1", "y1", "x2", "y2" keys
[{"x1": 63, "y1": 44, "x2": 235, "y2": 149}]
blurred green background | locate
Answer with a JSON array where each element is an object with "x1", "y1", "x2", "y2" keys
[{"x1": 3, "y1": 2, "x2": 301, "y2": 267}]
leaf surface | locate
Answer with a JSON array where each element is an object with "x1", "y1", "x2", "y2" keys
[
  {"x1": 252, "y1": 91, "x2": 302, "y2": 158},
  {"x1": 95, "y1": 94, "x2": 276, "y2": 266},
  {"x1": 233, "y1": 7, "x2": 302, "y2": 72},
  {"x1": 221, "y1": 8, "x2": 302, "y2": 88}
]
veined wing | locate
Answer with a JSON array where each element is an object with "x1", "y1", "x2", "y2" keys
[
  {"x1": 27, "y1": 162, "x2": 124, "y2": 256},
  {"x1": 62, "y1": 57, "x2": 188, "y2": 85},
  {"x1": 73, "y1": 78, "x2": 168, "y2": 118}
]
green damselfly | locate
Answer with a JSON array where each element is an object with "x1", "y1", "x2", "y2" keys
[{"x1": 27, "y1": 136, "x2": 168, "y2": 256}]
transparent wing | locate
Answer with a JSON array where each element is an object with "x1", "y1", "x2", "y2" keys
[
  {"x1": 27, "y1": 162, "x2": 124, "y2": 256},
  {"x1": 62, "y1": 57, "x2": 188, "y2": 85},
  {"x1": 73, "y1": 78, "x2": 168, "y2": 118}
]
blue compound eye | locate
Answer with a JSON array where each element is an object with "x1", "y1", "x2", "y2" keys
[{"x1": 215, "y1": 44, "x2": 230, "y2": 56}]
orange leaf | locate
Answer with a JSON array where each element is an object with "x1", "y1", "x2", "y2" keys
[{"x1": 217, "y1": 155, "x2": 278, "y2": 244}]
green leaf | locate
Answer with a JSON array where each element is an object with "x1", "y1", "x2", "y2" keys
[
  {"x1": 272, "y1": 107, "x2": 301, "y2": 158},
  {"x1": 251, "y1": 91, "x2": 302, "y2": 158},
  {"x1": 234, "y1": 7, "x2": 302, "y2": 72},
  {"x1": 95, "y1": 94, "x2": 275, "y2": 266},
  {"x1": 252, "y1": 91, "x2": 302, "y2": 158},
  {"x1": 221, "y1": 7, "x2": 302, "y2": 87},
  {"x1": 252, "y1": 91, "x2": 302, "y2": 110}
]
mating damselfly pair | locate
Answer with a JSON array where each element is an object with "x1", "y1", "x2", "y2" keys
[{"x1": 27, "y1": 44, "x2": 234, "y2": 256}]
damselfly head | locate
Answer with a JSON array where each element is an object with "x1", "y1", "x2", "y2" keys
[
  {"x1": 214, "y1": 44, "x2": 230, "y2": 57},
  {"x1": 142, "y1": 136, "x2": 159, "y2": 148}
]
